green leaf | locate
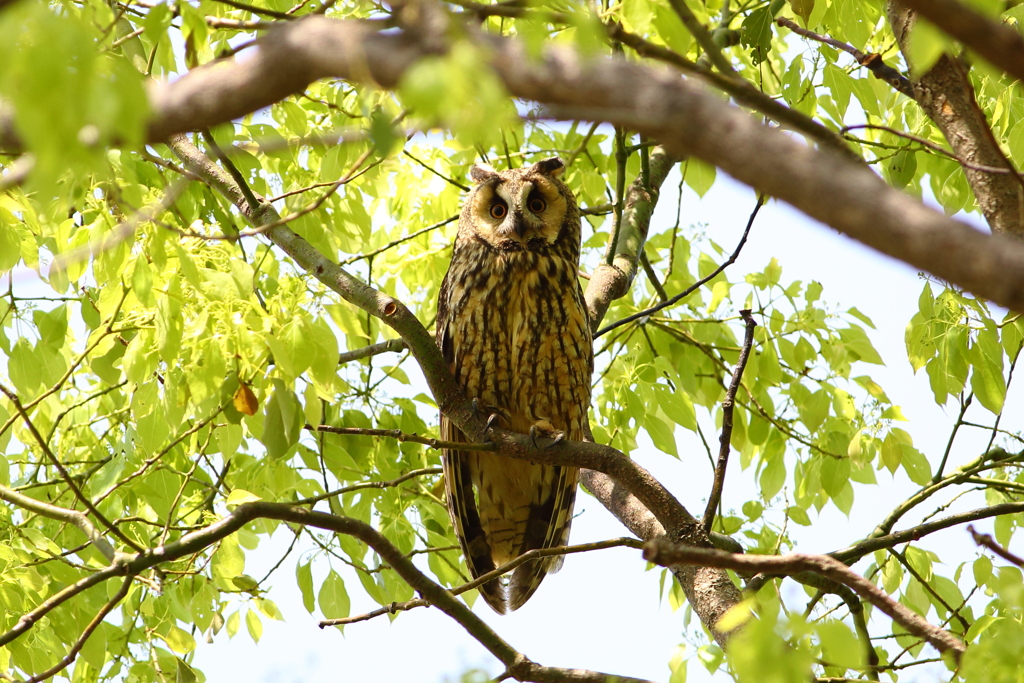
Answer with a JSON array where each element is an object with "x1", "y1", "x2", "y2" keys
[
  {"x1": 654, "y1": 385, "x2": 698, "y2": 432},
  {"x1": 212, "y1": 535, "x2": 245, "y2": 580},
  {"x1": 319, "y1": 570, "x2": 351, "y2": 621},
  {"x1": 162, "y1": 625, "x2": 196, "y2": 655},
  {"x1": 669, "y1": 645, "x2": 688, "y2": 683},
  {"x1": 226, "y1": 489, "x2": 262, "y2": 507},
  {"x1": 245, "y1": 608, "x2": 263, "y2": 643},
  {"x1": 684, "y1": 158, "x2": 717, "y2": 197},
  {"x1": 646, "y1": 412, "x2": 679, "y2": 458},
  {"x1": 759, "y1": 454, "x2": 786, "y2": 500},
  {"x1": 905, "y1": 17, "x2": 949, "y2": 75},
  {"x1": 969, "y1": 327, "x2": 1007, "y2": 414},
  {"x1": 817, "y1": 620, "x2": 863, "y2": 670},
  {"x1": 901, "y1": 445, "x2": 932, "y2": 486},
  {"x1": 297, "y1": 561, "x2": 316, "y2": 613}
]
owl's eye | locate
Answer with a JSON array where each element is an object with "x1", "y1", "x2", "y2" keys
[
  {"x1": 528, "y1": 197, "x2": 547, "y2": 214},
  {"x1": 489, "y1": 201, "x2": 507, "y2": 219}
]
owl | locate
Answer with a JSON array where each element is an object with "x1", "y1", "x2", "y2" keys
[{"x1": 436, "y1": 156, "x2": 594, "y2": 613}]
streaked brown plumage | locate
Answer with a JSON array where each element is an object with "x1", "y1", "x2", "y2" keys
[{"x1": 436, "y1": 156, "x2": 593, "y2": 613}]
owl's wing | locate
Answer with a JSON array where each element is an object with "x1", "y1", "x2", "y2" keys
[
  {"x1": 440, "y1": 419, "x2": 507, "y2": 612},
  {"x1": 505, "y1": 463, "x2": 579, "y2": 611},
  {"x1": 437, "y1": 270, "x2": 505, "y2": 611}
]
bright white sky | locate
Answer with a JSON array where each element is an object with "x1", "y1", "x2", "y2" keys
[{"x1": 189, "y1": 164, "x2": 1020, "y2": 683}]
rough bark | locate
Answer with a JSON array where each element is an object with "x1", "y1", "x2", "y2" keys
[
  {"x1": 888, "y1": 3, "x2": 1024, "y2": 237},
  {"x1": 896, "y1": 0, "x2": 1024, "y2": 85}
]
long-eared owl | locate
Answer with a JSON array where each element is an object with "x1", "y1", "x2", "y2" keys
[{"x1": 436, "y1": 156, "x2": 594, "y2": 613}]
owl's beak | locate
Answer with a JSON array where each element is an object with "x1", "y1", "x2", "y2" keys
[{"x1": 510, "y1": 211, "x2": 527, "y2": 239}]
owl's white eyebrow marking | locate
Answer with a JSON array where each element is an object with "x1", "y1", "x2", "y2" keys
[{"x1": 494, "y1": 183, "x2": 514, "y2": 204}]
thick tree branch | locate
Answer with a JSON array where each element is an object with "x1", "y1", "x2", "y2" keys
[
  {"x1": 643, "y1": 539, "x2": 967, "y2": 660},
  {"x1": 141, "y1": 16, "x2": 1024, "y2": 311},
  {"x1": 894, "y1": 0, "x2": 1024, "y2": 85},
  {"x1": 887, "y1": 4, "x2": 1024, "y2": 237}
]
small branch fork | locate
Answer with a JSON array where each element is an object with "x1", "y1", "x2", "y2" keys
[
  {"x1": 701, "y1": 309, "x2": 757, "y2": 535},
  {"x1": 642, "y1": 539, "x2": 967, "y2": 661}
]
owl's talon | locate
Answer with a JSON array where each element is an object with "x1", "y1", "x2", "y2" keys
[
  {"x1": 549, "y1": 433, "x2": 565, "y2": 448},
  {"x1": 485, "y1": 413, "x2": 499, "y2": 433},
  {"x1": 472, "y1": 398, "x2": 484, "y2": 417}
]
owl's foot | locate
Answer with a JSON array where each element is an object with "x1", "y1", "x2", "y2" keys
[
  {"x1": 529, "y1": 420, "x2": 565, "y2": 450},
  {"x1": 484, "y1": 412, "x2": 500, "y2": 434},
  {"x1": 473, "y1": 399, "x2": 503, "y2": 442}
]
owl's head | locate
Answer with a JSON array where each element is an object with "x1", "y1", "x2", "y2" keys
[{"x1": 460, "y1": 157, "x2": 580, "y2": 254}]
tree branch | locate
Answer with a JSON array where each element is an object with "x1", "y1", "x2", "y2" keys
[
  {"x1": 22, "y1": 575, "x2": 133, "y2": 683},
  {"x1": 886, "y1": 3, "x2": 1024, "y2": 237},
  {"x1": 306, "y1": 424, "x2": 494, "y2": 452},
  {"x1": 968, "y1": 524, "x2": 1024, "y2": 568},
  {"x1": 894, "y1": 0, "x2": 1024, "y2": 85},
  {"x1": 141, "y1": 16, "x2": 1024, "y2": 311},
  {"x1": 776, "y1": 17, "x2": 913, "y2": 97},
  {"x1": 702, "y1": 309, "x2": 757, "y2": 535},
  {"x1": 597, "y1": 194, "x2": 761, "y2": 338},
  {"x1": 643, "y1": 538, "x2": 967, "y2": 660},
  {"x1": 320, "y1": 537, "x2": 643, "y2": 627},
  {"x1": 1, "y1": 502, "x2": 651, "y2": 683},
  {"x1": 831, "y1": 501, "x2": 1024, "y2": 564},
  {"x1": 0, "y1": 483, "x2": 117, "y2": 563},
  {"x1": 585, "y1": 145, "x2": 681, "y2": 327}
]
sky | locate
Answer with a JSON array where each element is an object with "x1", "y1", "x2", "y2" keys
[{"x1": 187, "y1": 163, "x2": 1021, "y2": 683}]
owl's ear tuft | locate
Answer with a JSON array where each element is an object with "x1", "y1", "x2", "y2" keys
[
  {"x1": 469, "y1": 163, "x2": 498, "y2": 184},
  {"x1": 529, "y1": 157, "x2": 565, "y2": 178}
]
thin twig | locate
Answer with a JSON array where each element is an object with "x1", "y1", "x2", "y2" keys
[
  {"x1": 596, "y1": 193, "x2": 763, "y2": 338},
  {"x1": 968, "y1": 524, "x2": 1024, "y2": 567},
  {"x1": 292, "y1": 466, "x2": 443, "y2": 505},
  {"x1": 701, "y1": 309, "x2": 756, "y2": 535},
  {"x1": 22, "y1": 575, "x2": 133, "y2": 683},
  {"x1": 842, "y1": 124, "x2": 1020, "y2": 176},
  {"x1": 339, "y1": 215, "x2": 458, "y2": 266},
  {"x1": 306, "y1": 425, "x2": 495, "y2": 452},
  {"x1": 776, "y1": 17, "x2": 913, "y2": 97},
  {"x1": 337, "y1": 337, "x2": 408, "y2": 364},
  {"x1": 0, "y1": 385, "x2": 143, "y2": 552},
  {"x1": 320, "y1": 537, "x2": 644, "y2": 627}
]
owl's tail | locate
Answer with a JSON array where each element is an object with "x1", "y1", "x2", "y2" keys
[{"x1": 442, "y1": 444, "x2": 579, "y2": 614}]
